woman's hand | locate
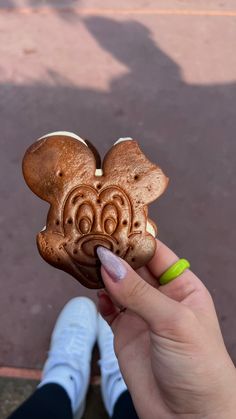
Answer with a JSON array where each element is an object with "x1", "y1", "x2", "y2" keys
[{"x1": 97, "y1": 241, "x2": 236, "y2": 419}]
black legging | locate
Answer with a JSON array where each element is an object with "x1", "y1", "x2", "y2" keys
[{"x1": 8, "y1": 383, "x2": 139, "y2": 419}]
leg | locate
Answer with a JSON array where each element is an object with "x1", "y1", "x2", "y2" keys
[
  {"x1": 9, "y1": 297, "x2": 97, "y2": 419},
  {"x1": 97, "y1": 315, "x2": 138, "y2": 418},
  {"x1": 8, "y1": 383, "x2": 72, "y2": 419},
  {"x1": 112, "y1": 390, "x2": 139, "y2": 419}
]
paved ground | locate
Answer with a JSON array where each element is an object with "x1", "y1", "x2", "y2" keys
[
  {"x1": 0, "y1": 0, "x2": 236, "y2": 412},
  {"x1": 0, "y1": 378, "x2": 37, "y2": 418},
  {"x1": 0, "y1": 377, "x2": 108, "y2": 419}
]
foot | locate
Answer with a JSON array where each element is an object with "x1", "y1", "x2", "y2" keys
[
  {"x1": 97, "y1": 314, "x2": 127, "y2": 416},
  {"x1": 39, "y1": 297, "x2": 97, "y2": 417}
]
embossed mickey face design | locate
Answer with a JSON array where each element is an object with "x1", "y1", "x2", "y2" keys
[
  {"x1": 63, "y1": 185, "x2": 137, "y2": 267},
  {"x1": 23, "y1": 133, "x2": 168, "y2": 289}
]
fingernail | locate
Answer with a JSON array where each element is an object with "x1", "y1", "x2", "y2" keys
[{"x1": 97, "y1": 247, "x2": 127, "y2": 282}]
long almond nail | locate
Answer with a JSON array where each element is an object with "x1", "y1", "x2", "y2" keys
[{"x1": 97, "y1": 247, "x2": 127, "y2": 282}]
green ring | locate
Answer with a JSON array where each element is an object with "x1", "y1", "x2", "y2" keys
[{"x1": 159, "y1": 259, "x2": 190, "y2": 285}]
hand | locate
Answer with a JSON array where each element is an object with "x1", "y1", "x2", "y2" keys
[{"x1": 97, "y1": 241, "x2": 236, "y2": 419}]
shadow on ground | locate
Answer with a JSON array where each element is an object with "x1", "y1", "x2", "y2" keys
[{"x1": 1, "y1": 16, "x2": 236, "y2": 375}]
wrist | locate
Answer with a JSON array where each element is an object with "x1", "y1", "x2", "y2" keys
[
  {"x1": 201, "y1": 368, "x2": 236, "y2": 419},
  {"x1": 176, "y1": 363, "x2": 236, "y2": 419}
]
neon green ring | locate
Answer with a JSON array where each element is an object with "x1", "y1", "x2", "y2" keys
[{"x1": 159, "y1": 259, "x2": 190, "y2": 285}]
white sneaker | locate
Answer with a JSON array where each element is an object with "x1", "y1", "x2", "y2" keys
[
  {"x1": 97, "y1": 314, "x2": 127, "y2": 416},
  {"x1": 39, "y1": 297, "x2": 97, "y2": 418}
]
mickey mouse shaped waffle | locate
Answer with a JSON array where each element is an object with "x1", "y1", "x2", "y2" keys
[{"x1": 23, "y1": 132, "x2": 168, "y2": 288}]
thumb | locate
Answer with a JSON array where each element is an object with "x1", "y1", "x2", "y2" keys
[{"x1": 97, "y1": 247, "x2": 187, "y2": 334}]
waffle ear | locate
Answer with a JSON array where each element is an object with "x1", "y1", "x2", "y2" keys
[
  {"x1": 22, "y1": 133, "x2": 97, "y2": 203},
  {"x1": 102, "y1": 139, "x2": 168, "y2": 206}
]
